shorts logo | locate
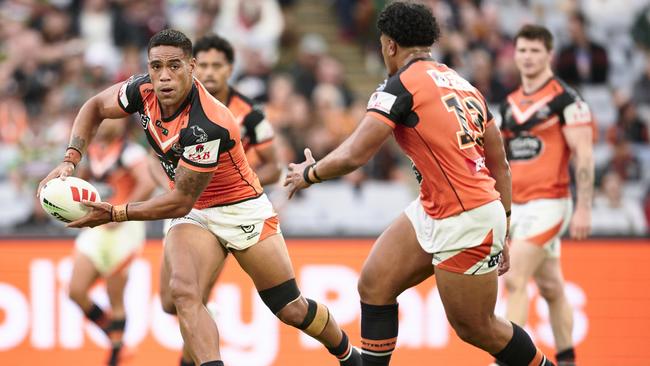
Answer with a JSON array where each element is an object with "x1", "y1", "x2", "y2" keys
[
  {"x1": 240, "y1": 224, "x2": 255, "y2": 233},
  {"x1": 488, "y1": 252, "x2": 502, "y2": 268}
]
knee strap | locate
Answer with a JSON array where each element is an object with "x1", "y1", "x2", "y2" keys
[
  {"x1": 299, "y1": 299, "x2": 330, "y2": 337},
  {"x1": 258, "y1": 278, "x2": 301, "y2": 314}
]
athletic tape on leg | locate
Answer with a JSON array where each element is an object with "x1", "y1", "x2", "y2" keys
[{"x1": 299, "y1": 298, "x2": 330, "y2": 337}]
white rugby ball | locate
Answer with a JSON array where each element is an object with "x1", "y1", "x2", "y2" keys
[{"x1": 40, "y1": 177, "x2": 101, "y2": 223}]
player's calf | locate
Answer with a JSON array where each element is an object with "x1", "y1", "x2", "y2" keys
[{"x1": 258, "y1": 279, "x2": 360, "y2": 365}]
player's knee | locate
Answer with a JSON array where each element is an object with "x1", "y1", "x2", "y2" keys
[
  {"x1": 449, "y1": 315, "x2": 494, "y2": 347},
  {"x1": 537, "y1": 277, "x2": 564, "y2": 302},
  {"x1": 358, "y1": 274, "x2": 394, "y2": 304},
  {"x1": 276, "y1": 298, "x2": 308, "y2": 327},
  {"x1": 504, "y1": 274, "x2": 527, "y2": 294},
  {"x1": 68, "y1": 286, "x2": 85, "y2": 306},
  {"x1": 161, "y1": 295, "x2": 177, "y2": 315},
  {"x1": 168, "y1": 275, "x2": 201, "y2": 312}
]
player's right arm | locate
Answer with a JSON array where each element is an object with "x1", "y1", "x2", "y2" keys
[{"x1": 37, "y1": 83, "x2": 130, "y2": 195}]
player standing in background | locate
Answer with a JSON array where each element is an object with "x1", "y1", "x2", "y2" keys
[
  {"x1": 164, "y1": 33, "x2": 282, "y2": 366},
  {"x1": 68, "y1": 118, "x2": 155, "y2": 365},
  {"x1": 38, "y1": 29, "x2": 360, "y2": 366},
  {"x1": 285, "y1": 3, "x2": 554, "y2": 366},
  {"x1": 498, "y1": 25, "x2": 594, "y2": 366}
]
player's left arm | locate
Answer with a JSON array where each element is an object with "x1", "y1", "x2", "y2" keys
[
  {"x1": 563, "y1": 124, "x2": 594, "y2": 240},
  {"x1": 284, "y1": 114, "x2": 393, "y2": 198}
]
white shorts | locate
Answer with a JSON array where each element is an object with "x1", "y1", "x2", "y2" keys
[
  {"x1": 166, "y1": 194, "x2": 281, "y2": 251},
  {"x1": 75, "y1": 221, "x2": 145, "y2": 276},
  {"x1": 405, "y1": 199, "x2": 506, "y2": 275},
  {"x1": 510, "y1": 197, "x2": 572, "y2": 258}
]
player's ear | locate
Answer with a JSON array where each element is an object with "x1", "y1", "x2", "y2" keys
[
  {"x1": 388, "y1": 38, "x2": 397, "y2": 57},
  {"x1": 189, "y1": 56, "x2": 196, "y2": 72}
]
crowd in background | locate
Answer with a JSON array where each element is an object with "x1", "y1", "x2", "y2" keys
[{"x1": 0, "y1": 0, "x2": 648, "y2": 237}]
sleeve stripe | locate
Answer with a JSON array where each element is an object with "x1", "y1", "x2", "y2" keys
[
  {"x1": 367, "y1": 111, "x2": 396, "y2": 129},
  {"x1": 179, "y1": 158, "x2": 218, "y2": 172}
]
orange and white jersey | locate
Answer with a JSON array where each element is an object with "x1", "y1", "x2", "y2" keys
[
  {"x1": 226, "y1": 88, "x2": 274, "y2": 152},
  {"x1": 117, "y1": 74, "x2": 263, "y2": 209},
  {"x1": 366, "y1": 58, "x2": 500, "y2": 219},
  {"x1": 500, "y1": 77, "x2": 594, "y2": 204},
  {"x1": 86, "y1": 139, "x2": 147, "y2": 205}
]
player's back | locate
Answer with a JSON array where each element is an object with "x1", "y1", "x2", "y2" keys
[{"x1": 367, "y1": 59, "x2": 499, "y2": 219}]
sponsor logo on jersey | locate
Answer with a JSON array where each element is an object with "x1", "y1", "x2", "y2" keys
[
  {"x1": 488, "y1": 252, "x2": 502, "y2": 267},
  {"x1": 183, "y1": 139, "x2": 220, "y2": 165},
  {"x1": 507, "y1": 135, "x2": 543, "y2": 160},
  {"x1": 427, "y1": 69, "x2": 475, "y2": 92}
]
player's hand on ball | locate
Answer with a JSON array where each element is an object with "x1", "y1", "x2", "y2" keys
[
  {"x1": 284, "y1": 148, "x2": 316, "y2": 199},
  {"x1": 498, "y1": 242, "x2": 510, "y2": 276},
  {"x1": 37, "y1": 161, "x2": 75, "y2": 198},
  {"x1": 66, "y1": 200, "x2": 113, "y2": 228}
]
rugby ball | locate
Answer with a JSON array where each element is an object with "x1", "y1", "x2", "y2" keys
[{"x1": 40, "y1": 177, "x2": 101, "y2": 223}]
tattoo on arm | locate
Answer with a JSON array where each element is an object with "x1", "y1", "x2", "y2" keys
[
  {"x1": 70, "y1": 135, "x2": 87, "y2": 152},
  {"x1": 576, "y1": 166, "x2": 594, "y2": 208},
  {"x1": 174, "y1": 165, "x2": 213, "y2": 200}
]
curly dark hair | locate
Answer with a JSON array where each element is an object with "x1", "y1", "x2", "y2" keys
[
  {"x1": 515, "y1": 24, "x2": 554, "y2": 51},
  {"x1": 148, "y1": 29, "x2": 193, "y2": 57},
  {"x1": 377, "y1": 1, "x2": 440, "y2": 48},
  {"x1": 193, "y1": 34, "x2": 235, "y2": 64}
]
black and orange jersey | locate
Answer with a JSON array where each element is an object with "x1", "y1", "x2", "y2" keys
[
  {"x1": 117, "y1": 74, "x2": 262, "y2": 209},
  {"x1": 366, "y1": 58, "x2": 500, "y2": 219},
  {"x1": 500, "y1": 77, "x2": 593, "y2": 204},
  {"x1": 226, "y1": 88, "x2": 274, "y2": 152},
  {"x1": 86, "y1": 139, "x2": 147, "y2": 205}
]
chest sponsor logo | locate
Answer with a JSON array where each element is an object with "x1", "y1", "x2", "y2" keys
[
  {"x1": 183, "y1": 139, "x2": 220, "y2": 165},
  {"x1": 507, "y1": 135, "x2": 543, "y2": 160}
]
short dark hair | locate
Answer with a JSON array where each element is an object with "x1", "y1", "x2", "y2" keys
[
  {"x1": 148, "y1": 29, "x2": 193, "y2": 57},
  {"x1": 193, "y1": 34, "x2": 235, "y2": 64},
  {"x1": 515, "y1": 24, "x2": 554, "y2": 51},
  {"x1": 377, "y1": 2, "x2": 440, "y2": 48}
]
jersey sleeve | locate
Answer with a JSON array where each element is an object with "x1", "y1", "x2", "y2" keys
[
  {"x1": 243, "y1": 104, "x2": 274, "y2": 145},
  {"x1": 366, "y1": 75, "x2": 417, "y2": 128},
  {"x1": 117, "y1": 74, "x2": 149, "y2": 114},
  {"x1": 178, "y1": 121, "x2": 235, "y2": 173},
  {"x1": 555, "y1": 89, "x2": 593, "y2": 127}
]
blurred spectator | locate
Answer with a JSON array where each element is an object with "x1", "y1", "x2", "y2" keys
[
  {"x1": 469, "y1": 48, "x2": 509, "y2": 104},
  {"x1": 113, "y1": 1, "x2": 168, "y2": 48},
  {"x1": 600, "y1": 141, "x2": 643, "y2": 182},
  {"x1": 214, "y1": 0, "x2": 284, "y2": 78},
  {"x1": 591, "y1": 171, "x2": 648, "y2": 236},
  {"x1": 315, "y1": 55, "x2": 355, "y2": 107},
  {"x1": 606, "y1": 101, "x2": 650, "y2": 144},
  {"x1": 290, "y1": 33, "x2": 328, "y2": 100},
  {"x1": 555, "y1": 12, "x2": 609, "y2": 85}
]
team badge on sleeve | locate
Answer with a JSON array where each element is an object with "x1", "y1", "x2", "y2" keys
[
  {"x1": 255, "y1": 119, "x2": 274, "y2": 142},
  {"x1": 563, "y1": 100, "x2": 592, "y2": 125},
  {"x1": 183, "y1": 139, "x2": 220, "y2": 165},
  {"x1": 367, "y1": 91, "x2": 397, "y2": 113}
]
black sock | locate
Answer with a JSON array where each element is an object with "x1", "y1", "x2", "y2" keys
[
  {"x1": 361, "y1": 302, "x2": 398, "y2": 366},
  {"x1": 556, "y1": 347, "x2": 575, "y2": 365},
  {"x1": 200, "y1": 362, "x2": 224, "y2": 366},
  {"x1": 107, "y1": 343, "x2": 123, "y2": 366},
  {"x1": 84, "y1": 303, "x2": 109, "y2": 330},
  {"x1": 106, "y1": 318, "x2": 126, "y2": 343},
  {"x1": 180, "y1": 356, "x2": 194, "y2": 366},
  {"x1": 492, "y1": 323, "x2": 553, "y2": 366}
]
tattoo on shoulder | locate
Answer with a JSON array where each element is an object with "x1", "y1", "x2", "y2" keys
[
  {"x1": 175, "y1": 165, "x2": 213, "y2": 199},
  {"x1": 70, "y1": 135, "x2": 87, "y2": 152}
]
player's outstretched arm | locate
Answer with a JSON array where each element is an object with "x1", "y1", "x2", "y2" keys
[
  {"x1": 284, "y1": 115, "x2": 392, "y2": 198},
  {"x1": 37, "y1": 83, "x2": 130, "y2": 195},
  {"x1": 66, "y1": 166, "x2": 213, "y2": 228},
  {"x1": 563, "y1": 125, "x2": 594, "y2": 240}
]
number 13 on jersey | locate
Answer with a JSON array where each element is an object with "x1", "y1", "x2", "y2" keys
[{"x1": 442, "y1": 93, "x2": 487, "y2": 149}]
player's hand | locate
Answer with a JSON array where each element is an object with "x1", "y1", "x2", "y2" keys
[
  {"x1": 66, "y1": 200, "x2": 113, "y2": 228},
  {"x1": 498, "y1": 241, "x2": 510, "y2": 276},
  {"x1": 283, "y1": 148, "x2": 316, "y2": 199},
  {"x1": 569, "y1": 207, "x2": 591, "y2": 240},
  {"x1": 37, "y1": 161, "x2": 75, "y2": 198}
]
